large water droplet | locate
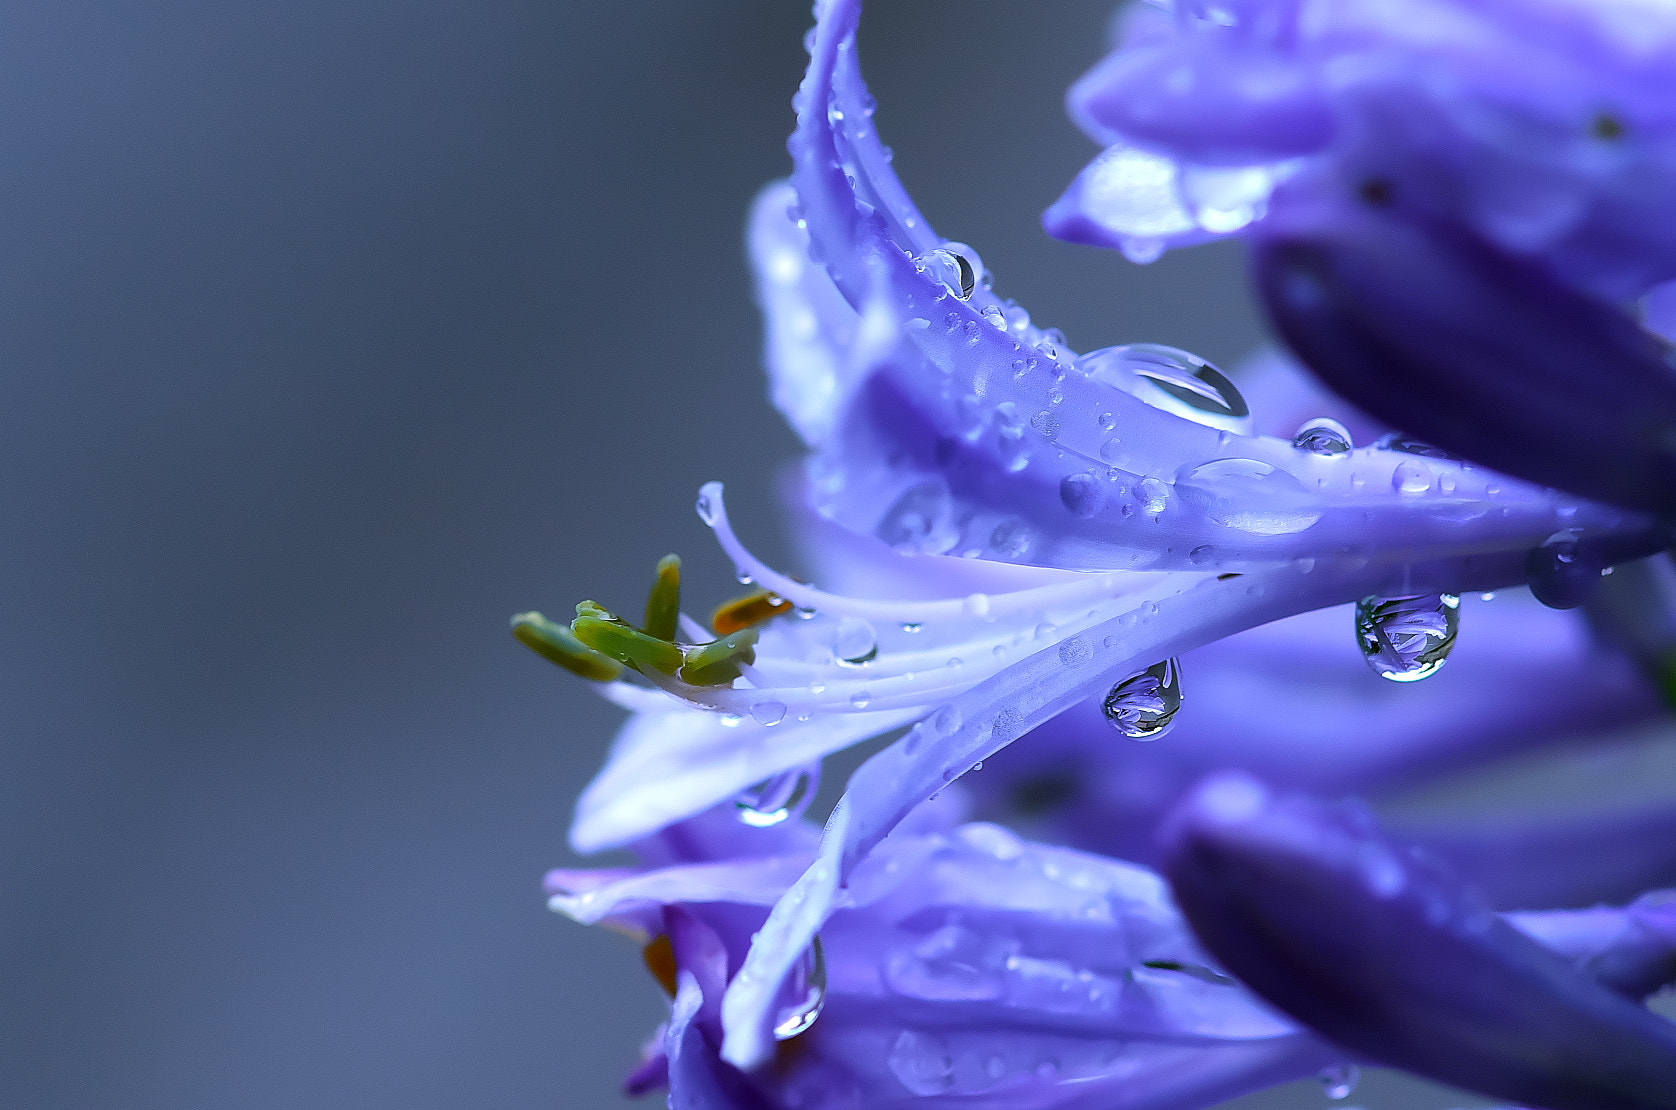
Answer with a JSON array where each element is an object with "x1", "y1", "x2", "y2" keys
[
  {"x1": 736, "y1": 765, "x2": 818, "y2": 827},
  {"x1": 1292, "y1": 417, "x2": 1352, "y2": 456},
  {"x1": 1177, "y1": 458, "x2": 1322, "y2": 535},
  {"x1": 1319, "y1": 1063, "x2": 1361, "y2": 1100},
  {"x1": 1355, "y1": 593, "x2": 1459, "y2": 681},
  {"x1": 773, "y1": 937, "x2": 828, "y2": 1039},
  {"x1": 1391, "y1": 459, "x2": 1433, "y2": 495},
  {"x1": 1135, "y1": 477, "x2": 1170, "y2": 515},
  {"x1": 1527, "y1": 531, "x2": 1604, "y2": 609},
  {"x1": 1079, "y1": 344, "x2": 1250, "y2": 434},
  {"x1": 913, "y1": 243, "x2": 981, "y2": 301},
  {"x1": 1103, "y1": 658, "x2": 1181, "y2": 740},
  {"x1": 834, "y1": 616, "x2": 879, "y2": 666}
]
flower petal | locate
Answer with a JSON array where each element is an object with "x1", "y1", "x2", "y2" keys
[{"x1": 1160, "y1": 772, "x2": 1676, "y2": 1110}]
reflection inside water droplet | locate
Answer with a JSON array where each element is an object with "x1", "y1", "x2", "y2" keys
[
  {"x1": 1103, "y1": 658, "x2": 1182, "y2": 739},
  {"x1": 736, "y1": 765, "x2": 818, "y2": 827},
  {"x1": 1292, "y1": 417, "x2": 1352, "y2": 456},
  {"x1": 1355, "y1": 593, "x2": 1459, "y2": 681},
  {"x1": 773, "y1": 937, "x2": 828, "y2": 1039}
]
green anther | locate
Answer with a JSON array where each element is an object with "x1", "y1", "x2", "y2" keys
[
  {"x1": 510, "y1": 611, "x2": 624, "y2": 682},
  {"x1": 643, "y1": 554, "x2": 682, "y2": 643},
  {"x1": 680, "y1": 628, "x2": 759, "y2": 687},
  {"x1": 573, "y1": 608, "x2": 685, "y2": 675}
]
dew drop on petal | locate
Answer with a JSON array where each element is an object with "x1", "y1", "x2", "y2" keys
[
  {"x1": 773, "y1": 937, "x2": 828, "y2": 1039},
  {"x1": 1079, "y1": 344, "x2": 1250, "y2": 433},
  {"x1": 1102, "y1": 658, "x2": 1181, "y2": 740},
  {"x1": 736, "y1": 765, "x2": 817, "y2": 827},
  {"x1": 1527, "y1": 531, "x2": 1603, "y2": 609},
  {"x1": 850, "y1": 691, "x2": 873, "y2": 709},
  {"x1": 1355, "y1": 594, "x2": 1459, "y2": 681},
  {"x1": 1059, "y1": 473, "x2": 1105, "y2": 518},
  {"x1": 1136, "y1": 477, "x2": 1170, "y2": 515},
  {"x1": 1391, "y1": 459, "x2": 1433, "y2": 495},
  {"x1": 695, "y1": 487, "x2": 719, "y2": 526},
  {"x1": 749, "y1": 699, "x2": 788, "y2": 726},
  {"x1": 1177, "y1": 458, "x2": 1321, "y2": 535},
  {"x1": 901, "y1": 621, "x2": 923, "y2": 633},
  {"x1": 1319, "y1": 1064, "x2": 1361, "y2": 1100},
  {"x1": 835, "y1": 616, "x2": 879, "y2": 666},
  {"x1": 1292, "y1": 417, "x2": 1352, "y2": 456},
  {"x1": 913, "y1": 245, "x2": 980, "y2": 301}
]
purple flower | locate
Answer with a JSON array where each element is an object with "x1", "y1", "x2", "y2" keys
[
  {"x1": 518, "y1": 0, "x2": 1676, "y2": 1105},
  {"x1": 1050, "y1": 0, "x2": 1676, "y2": 512}
]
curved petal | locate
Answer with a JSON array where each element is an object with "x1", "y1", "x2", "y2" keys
[{"x1": 1159, "y1": 772, "x2": 1676, "y2": 1110}]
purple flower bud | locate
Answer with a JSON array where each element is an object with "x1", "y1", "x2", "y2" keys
[{"x1": 1160, "y1": 773, "x2": 1676, "y2": 1109}]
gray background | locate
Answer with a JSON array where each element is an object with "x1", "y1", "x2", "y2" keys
[{"x1": 0, "y1": 1, "x2": 1491, "y2": 1107}]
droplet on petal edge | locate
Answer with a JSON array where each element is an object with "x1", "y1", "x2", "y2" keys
[
  {"x1": 1354, "y1": 593, "x2": 1459, "y2": 682},
  {"x1": 736, "y1": 766, "x2": 817, "y2": 828},
  {"x1": 772, "y1": 936, "x2": 827, "y2": 1040},
  {"x1": 1292, "y1": 417, "x2": 1353, "y2": 456},
  {"x1": 1102, "y1": 658, "x2": 1182, "y2": 739}
]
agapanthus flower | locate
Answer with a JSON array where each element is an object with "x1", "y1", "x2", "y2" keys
[{"x1": 519, "y1": 0, "x2": 1676, "y2": 1106}]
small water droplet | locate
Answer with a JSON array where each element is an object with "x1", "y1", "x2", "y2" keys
[
  {"x1": 1102, "y1": 658, "x2": 1182, "y2": 740},
  {"x1": 1377, "y1": 432, "x2": 1458, "y2": 460},
  {"x1": 1136, "y1": 477, "x2": 1170, "y2": 515},
  {"x1": 773, "y1": 937, "x2": 828, "y2": 1039},
  {"x1": 1097, "y1": 412, "x2": 1118, "y2": 431},
  {"x1": 1030, "y1": 410, "x2": 1060, "y2": 440},
  {"x1": 749, "y1": 699, "x2": 788, "y2": 726},
  {"x1": 850, "y1": 691, "x2": 872, "y2": 709},
  {"x1": 1319, "y1": 1064, "x2": 1361, "y2": 1101},
  {"x1": 1355, "y1": 593, "x2": 1459, "y2": 681},
  {"x1": 695, "y1": 487, "x2": 719, "y2": 526},
  {"x1": 1059, "y1": 473, "x2": 1105, "y2": 518},
  {"x1": 901, "y1": 621, "x2": 923, "y2": 633},
  {"x1": 1479, "y1": 592, "x2": 1496, "y2": 602},
  {"x1": 834, "y1": 616, "x2": 879, "y2": 666},
  {"x1": 737, "y1": 766, "x2": 817, "y2": 827},
  {"x1": 719, "y1": 713, "x2": 743, "y2": 728},
  {"x1": 1292, "y1": 417, "x2": 1353, "y2": 456},
  {"x1": 931, "y1": 704, "x2": 962, "y2": 735},
  {"x1": 1391, "y1": 460, "x2": 1433, "y2": 495},
  {"x1": 1527, "y1": 531, "x2": 1604, "y2": 609}
]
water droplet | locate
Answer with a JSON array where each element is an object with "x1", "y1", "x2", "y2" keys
[
  {"x1": 931, "y1": 704, "x2": 962, "y2": 735},
  {"x1": 1355, "y1": 593, "x2": 1459, "y2": 681},
  {"x1": 1059, "y1": 473, "x2": 1105, "y2": 518},
  {"x1": 1102, "y1": 658, "x2": 1182, "y2": 740},
  {"x1": 1030, "y1": 410, "x2": 1060, "y2": 440},
  {"x1": 1319, "y1": 1064, "x2": 1361, "y2": 1101},
  {"x1": 773, "y1": 937, "x2": 828, "y2": 1039},
  {"x1": 1097, "y1": 411, "x2": 1118, "y2": 431},
  {"x1": 989, "y1": 519, "x2": 1032, "y2": 558},
  {"x1": 1479, "y1": 592, "x2": 1496, "y2": 602},
  {"x1": 850, "y1": 691, "x2": 872, "y2": 709},
  {"x1": 901, "y1": 621, "x2": 923, "y2": 633},
  {"x1": 834, "y1": 616, "x2": 879, "y2": 666},
  {"x1": 749, "y1": 699, "x2": 788, "y2": 726},
  {"x1": 736, "y1": 766, "x2": 817, "y2": 827},
  {"x1": 736, "y1": 569, "x2": 755, "y2": 585},
  {"x1": 1079, "y1": 344, "x2": 1250, "y2": 433},
  {"x1": 1002, "y1": 300, "x2": 1030, "y2": 333},
  {"x1": 719, "y1": 713, "x2": 743, "y2": 727},
  {"x1": 1177, "y1": 458, "x2": 1321, "y2": 535},
  {"x1": 913, "y1": 244, "x2": 980, "y2": 301},
  {"x1": 1136, "y1": 477, "x2": 1170, "y2": 515},
  {"x1": 1391, "y1": 459, "x2": 1433, "y2": 495},
  {"x1": 1527, "y1": 531, "x2": 1604, "y2": 609},
  {"x1": 1377, "y1": 433, "x2": 1459, "y2": 460},
  {"x1": 1292, "y1": 417, "x2": 1353, "y2": 456},
  {"x1": 695, "y1": 487, "x2": 719, "y2": 526}
]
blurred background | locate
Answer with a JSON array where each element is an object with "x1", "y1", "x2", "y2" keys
[{"x1": 0, "y1": 1, "x2": 1496, "y2": 1107}]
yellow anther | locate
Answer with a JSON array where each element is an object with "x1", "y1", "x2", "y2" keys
[
  {"x1": 679, "y1": 628, "x2": 759, "y2": 686},
  {"x1": 643, "y1": 554, "x2": 682, "y2": 643},
  {"x1": 510, "y1": 611, "x2": 625, "y2": 682},
  {"x1": 572, "y1": 603, "x2": 685, "y2": 675},
  {"x1": 642, "y1": 934, "x2": 679, "y2": 999},
  {"x1": 712, "y1": 590, "x2": 793, "y2": 636}
]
